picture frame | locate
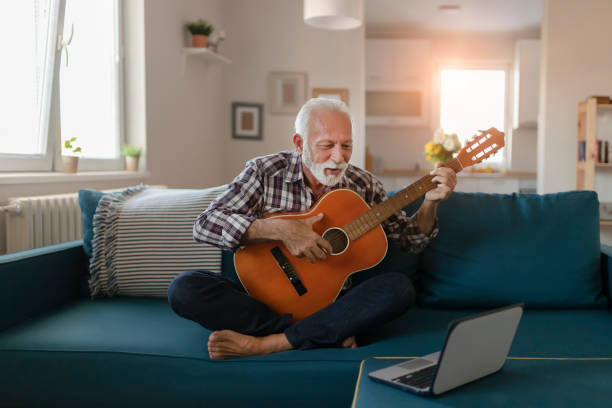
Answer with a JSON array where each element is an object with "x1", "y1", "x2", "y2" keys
[
  {"x1": 232, "y1": 102, "x2": 263, "y2": 140},
  {"x1": 268, "y1": 72, "x2": 308, "y2": 114},
  {"x1": 311, "y1": 88, "x2": 349, "y2": 106}
]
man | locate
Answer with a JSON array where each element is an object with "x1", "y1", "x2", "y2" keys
[{"x1": 168, "y1": 98, "x2": 457, "y2": 359}]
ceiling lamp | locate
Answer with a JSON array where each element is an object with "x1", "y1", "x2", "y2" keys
[{"x1": 304, "y1": 0, "x2": 363, "y2": 30}]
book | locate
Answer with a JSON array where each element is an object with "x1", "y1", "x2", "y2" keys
[
  {"x1": 606, "y1": 141, "x2": 609, "y2": 163},
  {"x1": 596, "y1": 140, "x2": 601, "y2": 162},
  {"x1": 578, "y1": 140, "x2": 586, "y2": 161}
]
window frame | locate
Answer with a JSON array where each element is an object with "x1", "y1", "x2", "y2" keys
[
  {"x1": 1, "y1": 0, "x2": 125, "y2": 173},
  {"x1": 0, "y1": 0, "x2": 61, "y2": 171},
  {"x1": 433, "y1": 59, "x2": 512, "y2": 168}
]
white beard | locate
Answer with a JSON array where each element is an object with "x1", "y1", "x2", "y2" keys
[{"x1": 301, "y1": 144, "x2": 348, "y2": 186}]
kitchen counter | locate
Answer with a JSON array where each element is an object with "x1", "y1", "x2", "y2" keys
[
  {"x1": 377, "y1": 169, "x2": 537, "y2": 179},
  {"x1": 374, "y1": 169, "x2": 537, "y2": 194}
]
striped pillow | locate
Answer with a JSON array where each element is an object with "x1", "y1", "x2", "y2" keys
[{"x1": 88, "y1": 185, "x2": 227, "y2": 298}]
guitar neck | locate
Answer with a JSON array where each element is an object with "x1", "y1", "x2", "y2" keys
[{"x1": 344, "y1": 158, "x2": 463, "y2": 241}]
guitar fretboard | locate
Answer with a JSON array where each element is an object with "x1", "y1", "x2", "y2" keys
[{"x1": 344, "y1": 158, "x2": 463, "y2": 241}]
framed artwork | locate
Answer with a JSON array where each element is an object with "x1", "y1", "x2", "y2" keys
[
  {"x1": 268, "y1": 72, "x2": 308, "y2": 114},
  {"x1": 311, "y1": 88, "x2": 349, "y2": 106},
  {"x1": 232, "y1": 102, "x2": 263, "y2": 140}
]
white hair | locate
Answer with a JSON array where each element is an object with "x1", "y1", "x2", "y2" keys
[{"x1": 294, "y1": 98, "x2": 354, "y2": 142}]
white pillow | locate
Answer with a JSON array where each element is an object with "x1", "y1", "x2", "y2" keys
[{"x1": 88, "y1": 185, "x2": 227, "y2": 298}]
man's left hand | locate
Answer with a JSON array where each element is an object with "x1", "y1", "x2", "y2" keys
[{"x1": 424, "y1": 162, "x2": 457, "y2": 203}]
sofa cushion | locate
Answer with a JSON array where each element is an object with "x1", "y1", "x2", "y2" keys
[
  {"x1": 89, "y1": 185, "x2": 226, "y2": 298},
  {"x1": 418, "y1": 191, "x2": 605, "y2": 308},
  {"x1": 1, "y1": 299, "x2": 612, "y2": 407},
  {"x1": 1, "y1": 299, "x2": 611, "y2": 407},
  {"x1": 78, "y1": 189, "x2": 107, "y2": 257}
]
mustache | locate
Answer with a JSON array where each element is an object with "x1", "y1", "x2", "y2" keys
[{"x1": 322, "y1": 161, "x2": 348, "y2": 170}]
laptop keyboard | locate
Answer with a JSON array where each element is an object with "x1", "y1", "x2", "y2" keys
[{"x1": 392, "y1": 365, "x2": 437, "y2": 389}]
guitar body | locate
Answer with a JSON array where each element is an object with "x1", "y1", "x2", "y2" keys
[{"x1": 234, "y1": 189, "x2": 388, "y2": 322}]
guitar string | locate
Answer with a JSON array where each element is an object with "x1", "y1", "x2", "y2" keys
[{"x1": 330, "y1": 161, "x2": 458, "y2": 242}]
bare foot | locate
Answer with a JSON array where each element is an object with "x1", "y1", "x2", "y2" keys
[
  {"x1": 341, "y1": 336, "x2": 358, "y2": 349},
  {"x1": 207, "y1": 330, "x2": 293, "y2": 360}
]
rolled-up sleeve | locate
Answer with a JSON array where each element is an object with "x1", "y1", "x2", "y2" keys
[
  {"x1": 370, "y1": 178, "x2": 439, "y2": 253},
  {"x1": 193, "y1": 160, "x2": 263, "y2": 252}
]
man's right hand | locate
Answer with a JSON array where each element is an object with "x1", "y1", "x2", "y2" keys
[
  {"x1": 277, "y1": 213, "x2": 333, "y2": 264},
  {"x1": 243, "y1": 213, "x2": 333, "y2": 264}
]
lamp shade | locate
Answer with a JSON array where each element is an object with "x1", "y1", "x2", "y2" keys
[{"x1": 304, "y1": 0, "x2": 363, "y2": 30}]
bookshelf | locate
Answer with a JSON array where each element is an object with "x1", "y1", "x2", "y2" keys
[
  {"x1": 577, "y1": 97, "x2": 612, "y2": 189},
  {"x1": 577, "y1": 97, "x2": 612, "y2": 227}
]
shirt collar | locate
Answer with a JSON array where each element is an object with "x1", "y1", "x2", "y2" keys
[{"x1": 285, "y1": 150, "x2": 304, "y2": 183}]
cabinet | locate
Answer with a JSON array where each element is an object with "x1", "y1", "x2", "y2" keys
[
  {"x1": 365, "y1": 39, "x2": 430, "y2": 126},
  {"x1": 365, "y1": 39, "x2": 430, "y2": 90},
  {"x1": 576, "y1": 97, "x2": 612, "y2": 227},
  {"x1": 512, "y1": 39, "x2": 540, "y2": 129}
]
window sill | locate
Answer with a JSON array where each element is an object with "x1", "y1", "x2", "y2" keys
[{"x1": 0, "y1": 170, "x2": 150, "y2": 185}]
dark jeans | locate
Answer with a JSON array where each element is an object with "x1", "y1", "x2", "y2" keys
[{"x1": 167, "y1": 270, "x2": 415, "y2": 350}]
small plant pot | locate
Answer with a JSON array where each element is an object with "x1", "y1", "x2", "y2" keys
[
  {"x1": 192, "y1": 34, "x2": 208, "y2": 48},
  {"x1": 62, "y1": 156, "x2": 79, "y2": 173},
  {"x1": 125, "y1": 156, "x2": 140, "y2": 172}
]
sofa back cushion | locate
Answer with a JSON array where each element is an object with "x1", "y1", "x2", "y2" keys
[
  {"x1": 78, "y1": 189, "x2": 107, "y2": 257},
  {"x1": 88, "y1": 185, "x2": 227, "y2": 298},
  {"x1": 419, "y1": 191, "x2": 605, "y2": 308}
]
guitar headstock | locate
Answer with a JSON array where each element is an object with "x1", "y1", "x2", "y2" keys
[{"x1": 456, "y1": 127, "x2": 505, "y2": 169}]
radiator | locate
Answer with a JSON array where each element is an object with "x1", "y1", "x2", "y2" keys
[
  {"x1": 3, "y1": 186, "x2": 166, "y2": 254},
  {"x1": 5, "y1": 192, "x2": 83, "y2": 254}
]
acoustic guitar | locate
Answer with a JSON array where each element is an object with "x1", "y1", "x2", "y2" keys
[{"x1": 234, "y1": 127, "x2": 505, "y2": 321}]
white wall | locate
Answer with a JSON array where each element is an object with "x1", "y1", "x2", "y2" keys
[
  {"x1": 218, "y1": 0, "x2": 365, "y2": 180},
  {"x1": 144, "y1": 0, "x2": 227, "y2": 188},
  {"x1": 538, "y1": 0, "x2": 612, "y2": 194}
]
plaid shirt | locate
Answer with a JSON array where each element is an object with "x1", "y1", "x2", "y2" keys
[{"x1": 194, "y1": 150, "x2": 438, "y2": 252}]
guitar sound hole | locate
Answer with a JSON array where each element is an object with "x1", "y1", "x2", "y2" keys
[{"x1": 322, "y1": 227, "x2": 349, "y2": 255}]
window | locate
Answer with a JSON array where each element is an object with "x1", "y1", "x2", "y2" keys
[
  {"x1": 0, "y1": 0, "x2": 123, "y2": 172},
  {"x1": 440, "y1": 68, "x2": 507, "y2": 164}
]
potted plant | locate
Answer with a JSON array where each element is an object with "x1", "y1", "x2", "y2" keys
[
  {"x1": 121, "y1": 145, "x2": 142, "y2": 171},
  {"x1": 186, "y1": 19, "x2": 214, "y2": 48},
  {"x1": 62, "y1": 137, "x2": 82, "y2": 173}
]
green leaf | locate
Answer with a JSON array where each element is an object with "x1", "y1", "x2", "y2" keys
[{"x1": 73, "y1": 147, "x2": 82, "y2": 153}]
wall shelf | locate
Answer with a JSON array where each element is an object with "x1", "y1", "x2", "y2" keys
[{"x1": 181, "y1": 47, "x2": 231, "y2": 73}]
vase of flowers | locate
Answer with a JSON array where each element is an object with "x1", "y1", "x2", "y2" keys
[
  {"x1": 208, "y1": 30, "x2": 226, "y2": 52},
  {"x1": 424, "y1": 128, "x2": 461, "y2": 165}
]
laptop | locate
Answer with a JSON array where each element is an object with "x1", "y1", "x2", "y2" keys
[{"x1": 368, "y1": 303, "x2": 524, "y2": 396}]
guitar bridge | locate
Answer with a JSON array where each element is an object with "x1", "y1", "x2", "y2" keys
[{"x1": 270, "y1": 246, "x2": 307, "y2": 296}]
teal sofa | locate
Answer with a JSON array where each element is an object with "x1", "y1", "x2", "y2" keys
[{"x1": 1, "y1": 191, "x2": 611, "y2": 407}]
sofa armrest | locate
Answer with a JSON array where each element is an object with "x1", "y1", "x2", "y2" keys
[
  {"x1": 0, "y1": 240, "x2": 89, "y2": 331},
  {"x1": 602, "y1": 244, "x2": 612, "y2": 308}
]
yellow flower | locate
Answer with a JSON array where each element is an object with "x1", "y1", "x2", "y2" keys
[{"x1": 425, "y1": 141, "x2": 434, "y2": 154}]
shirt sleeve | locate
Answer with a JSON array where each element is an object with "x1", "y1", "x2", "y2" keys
[
  {"x1": 193, "y1": 159, "x2": 264, "y2": 252},
  {"x1": 370, "y1": 177, "x2": 439, "y2": 253}
]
